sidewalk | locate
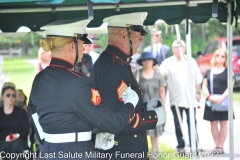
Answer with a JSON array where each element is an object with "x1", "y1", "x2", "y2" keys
[{"x1": 159, "y1": 97, "x2": 240, "y2": 160}]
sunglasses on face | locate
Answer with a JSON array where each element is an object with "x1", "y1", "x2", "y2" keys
[
  {"x1": 216, "y1": 54, "x2": 225, "y2": 58},
  {"x1": 142, "y1": 58, "x2": 153, "y2": 61},
  {"x1": 6, "y1": 93, "x2": 16, "y2": 98}
]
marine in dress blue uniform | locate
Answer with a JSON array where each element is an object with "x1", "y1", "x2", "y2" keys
[
  {"x1": 90, "y1": 13, "x2": 167, "y2": 160},
  {"x1": 28, "y1": 19, "x2": 138, "y2": 160}
]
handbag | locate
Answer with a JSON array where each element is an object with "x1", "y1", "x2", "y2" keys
[{"x1": 210, "y1": 69, "x2": 228, "y2": 111}]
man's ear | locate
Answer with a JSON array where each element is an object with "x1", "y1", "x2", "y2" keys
[
  {"x1": 119, "y1": 29, "x2": 126, "y2": 41},
  {"x1": 68, "y1": 41, "x2": 75, "y2": 53}
]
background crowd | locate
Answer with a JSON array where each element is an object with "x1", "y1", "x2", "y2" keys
[{"x1": 0, "y1": 26, "x2": 234, "y2": 159}]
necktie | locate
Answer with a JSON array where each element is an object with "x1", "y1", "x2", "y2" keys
[{"x1": 155, "y1": 46, "x2": 159, "y2": 59}]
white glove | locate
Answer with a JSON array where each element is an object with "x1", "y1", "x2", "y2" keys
[
  {"x1": 95, "y1": 133, "x2": 115, "y2": 150},
  {"x1": 122, "y1": 87, "x2": 139, "y2": 108},
  {"x1": 146, "y1": 98, "x2": 164, "y2": 111},
  {"x1": 152, "y1": 107, "x2": 166, "y2": 126}
]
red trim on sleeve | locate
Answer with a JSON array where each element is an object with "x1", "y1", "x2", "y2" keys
[
  {"x1": 128, "y1": 114, "x2": 131, "y2": 124},
  {"x1": 139, "y1": 114, "x2": 158, "y2": 124},
  {"x1": 132, "y1": 113, "x2": 140, "y2": 128}
]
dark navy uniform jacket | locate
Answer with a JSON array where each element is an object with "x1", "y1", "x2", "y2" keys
[
  {"x1": 28, "y1": 57, "x2": 134, "y2": 160},
  {"x1": 90, "y1": 45, "x2": 158, "y2": 160}
]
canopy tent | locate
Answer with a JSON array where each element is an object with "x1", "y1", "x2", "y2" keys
[{"x1": 0, "y1": 0, "x2": 240, "y2": 32}]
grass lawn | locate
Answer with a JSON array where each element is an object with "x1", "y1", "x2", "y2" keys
[
  {"x1": 2, "y1": 58, "x2": 35, "y2": 99},
  {"x1": 147, "y1": 136, "x2": 190, "y2": 160},
  {"x1": 233, "y1": 90, "x2": 240, "y2": 103}
]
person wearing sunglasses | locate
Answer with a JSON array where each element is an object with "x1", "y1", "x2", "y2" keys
[
  {"x1": 202, "y1": 48, "x2": 235, "y2": 154},
  {"x1": 28, "y1": 19, "x2": 139, "y2": 159},
  {"x1": 90, "y1": 13, "x2": 166, "y2": 160},
  {"x1": 144, "y1": 29, "x2": 171, "y2": 66},
  {"x1": 0, "y1": 84, "x2": 29, "y2": 156}
]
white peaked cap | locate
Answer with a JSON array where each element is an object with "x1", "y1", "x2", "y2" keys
[
  {"x1": 103, "y1": 12, "x2": 148, "y2": 27},
  {"x1": 41, "y1": 19, "x2": 91, "y2": 37}
]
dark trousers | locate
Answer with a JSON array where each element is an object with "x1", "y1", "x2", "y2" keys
[{"x1": 171, "y1": 106, "x2": 198, "y2": 149}]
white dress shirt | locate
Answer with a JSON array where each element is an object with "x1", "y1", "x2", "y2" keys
[
  {"x1": 89, "y1": 51, "x2": 100, "y2": 64},
  {"x1": 160, "y1": 56, "x2": 203, "y2": 108}
]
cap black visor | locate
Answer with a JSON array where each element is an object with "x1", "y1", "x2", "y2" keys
[
  {"x1": 47, "y1": 34, "x2": 92, "y2": 44},
  {"x1": 75, "y1": 34, "x2": 92, "y2": 44},
  {"x1": 130, "y1": 25, "x2": 148, "y2": 36}
]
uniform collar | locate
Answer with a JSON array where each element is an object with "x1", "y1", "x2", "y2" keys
[
  {"x1": 50, "y1": 57, "x2": 75, "y2": 70},
  {"x1": 105, "y1": 44, "x2": 132, "y2": 64}
]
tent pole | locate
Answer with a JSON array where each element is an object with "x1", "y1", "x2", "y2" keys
[
  {"x1": 185, "y1": 20, "x2": 197, "y2": 159},
  {"x1": 227, "y1": 1, "x2": 234, "y2": 160}
]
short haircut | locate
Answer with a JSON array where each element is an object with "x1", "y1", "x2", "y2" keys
[{"x1": 171, "y1": 40, "x2": 186, "y2": 48}]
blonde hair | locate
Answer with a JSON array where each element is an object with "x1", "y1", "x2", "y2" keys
[
  {"x1": 39, "y1": 36, "x2": 73, "y2": 55},
  {"x1": 210, "y1": 48, "x2": 228, "y2": 68},
  {"x1": 38, "y1": 47, "x2": 48, "y2": 60}
]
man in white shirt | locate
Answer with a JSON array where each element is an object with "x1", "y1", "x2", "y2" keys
[
  {"x1": 144, "y1": 30, "x2": 171, "y2": 66},
  {"x1": 160, "y1": 40, "x2": 202, "y2": 153},
  {"x1": 84, "y1": 39, "x2": 100, "y2": 64}
]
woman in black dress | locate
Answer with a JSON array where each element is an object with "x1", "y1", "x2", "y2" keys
[
  {"x1": 202, "y1": 49, "x2": 234, "y2": 154},
  {"x1": 0, "y1": 85, "x2": 29, "y2": 157}
]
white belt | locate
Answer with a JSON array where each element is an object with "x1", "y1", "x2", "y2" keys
[{"x1": 44, "y1": 131, "x2": 92, "y2": 143}]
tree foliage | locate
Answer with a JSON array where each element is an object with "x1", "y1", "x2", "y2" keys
[
  {"x1": 97, "y1": 18, "x2": 240, "y2": 58},
  {"x1": 0, "y1": 18, "x2": 239, "y2": 58}
]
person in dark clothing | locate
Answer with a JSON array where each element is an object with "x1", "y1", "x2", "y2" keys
[
  {"x1": 0, "y1": 85, "x2": 29, "y2": 157},
  {"x1": 202, "y1": 48, "x2": 235, "y2": 154},
  {"x1": 28, "y1": 18, "x2": 139, "y2": 160},
  {"x1": 90, "y1": 12, "x2": 167, "y2": 160},
  {"x1": 74, "y1": 53, "x2": 92, "y2": 75}
]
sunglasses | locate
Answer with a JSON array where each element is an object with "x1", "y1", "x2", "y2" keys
[
  {"x1": 142, "y1": 58, "x2": 153, "y2": 61},
  {"x1": 216, "y1": 54, "x2": 225, "y2": 58},
  {"x1": 114, "y1": 24, "x2": 149, "y2": 36},
  {"x1": 6, "y1": 93, "x2": 16, "y2": 98}
]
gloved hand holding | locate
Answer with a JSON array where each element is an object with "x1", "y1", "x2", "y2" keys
[
  {"x1": 95, "y1": 132, "x2": 115, "y2": 150},
  {"x1": 148, "y1": 106, "x2": 166, "y2": 126},
  {"x1": 146, "y1": 98, "x2": 163, "y2": 111},
  {"x1": 122, "y1": 87, "x2": 139, "y2": 108}
]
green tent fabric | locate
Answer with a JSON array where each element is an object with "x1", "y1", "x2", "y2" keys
[{"x1": 0, "y1": 0, "x2": 239, "y2": 32}]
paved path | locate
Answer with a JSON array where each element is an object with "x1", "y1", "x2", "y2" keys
[{"x1": 159, "y1": 95, "x2": 240, "y2": 160}]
